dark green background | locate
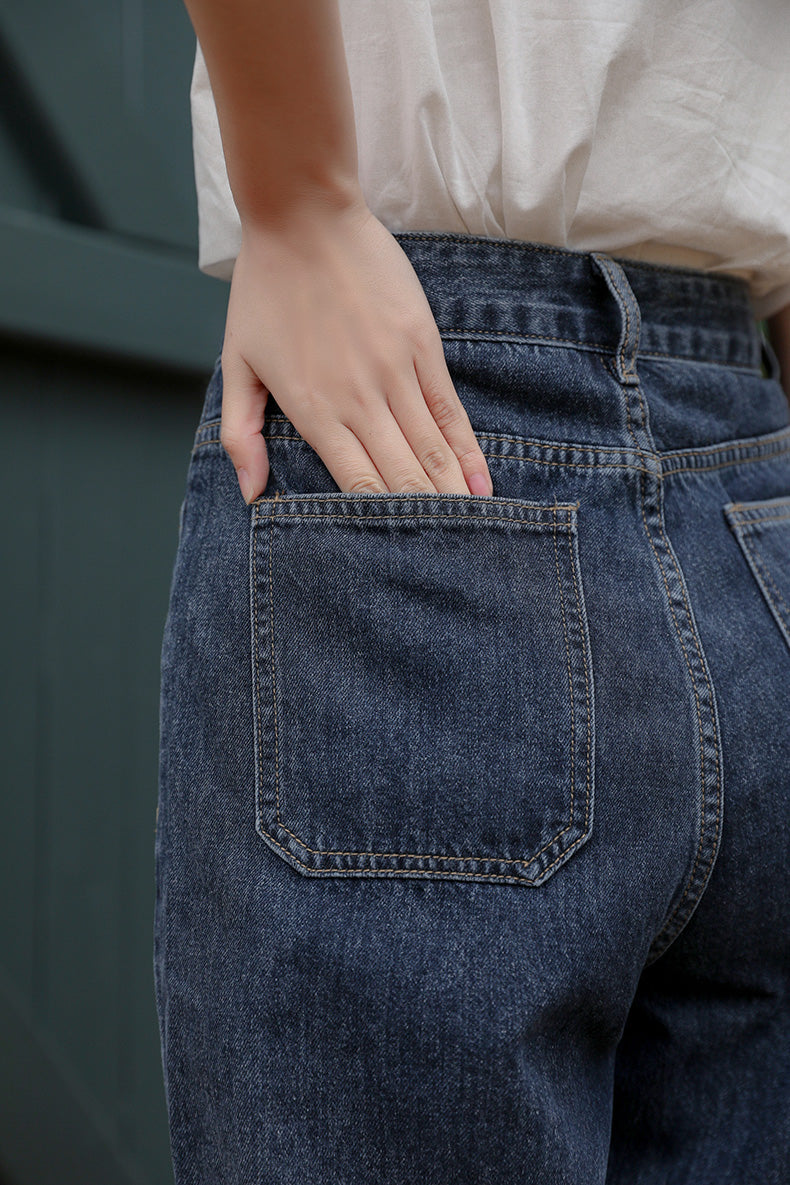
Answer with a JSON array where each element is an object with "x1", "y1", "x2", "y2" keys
[{"x1": 0, "y1": 3, "x2": 228, "y2": 1181}]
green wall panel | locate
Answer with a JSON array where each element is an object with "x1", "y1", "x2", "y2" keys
[
  {"x1": 0, "y1": 2, "x2": 230, "y2": 1179},
  {"x1": 0, "y1": 208, "x2": 227, "y2": 373},
  {"x1": 1, "y1": 340, "x2": 209, "y2": 1185},
  {"x1": 0, "y1": 0, "x2": 228, "y2": 370},
  {"x1": 1, "y1": 0, "x2": 197, "y2": 247}
]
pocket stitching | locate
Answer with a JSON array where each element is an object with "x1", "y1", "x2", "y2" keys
[
  {"x1": 556, "y1": 511, "x2": 594, "y2": 844},
  {"x1": 252, "y1": 496, "x2": 594, "y2": 883},
  {"x1": 250, "y1": 489, "x2": 580, "y2": 527},
  {"x1": 740, "y1": 533, "x2": 790, "y2": 623},
  {"x1": 725, "y1": 503, "x2": 790, "y2": 638},
  {"x1": 267, "y1": 517, "x2": 589, "y2": 871}
]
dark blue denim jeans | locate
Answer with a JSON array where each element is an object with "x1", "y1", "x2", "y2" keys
[{"x1": 155, "y1": 232, "x2": 790, "y2": 1184}]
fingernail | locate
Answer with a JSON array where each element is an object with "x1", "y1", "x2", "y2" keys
[
  {"x1": 468, "y1": 472, "x2": 491, "y2": 496},
  {"x1": 239, "y1": 467, "x2": 254, "y2": 503}
]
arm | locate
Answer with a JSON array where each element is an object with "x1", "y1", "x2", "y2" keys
[
  {"x1": 184, "y1": 0, "x2": 359, "y2": 227},
  {"x1": 767, "y1": 304, "x2": 790, "y2": 405},
  {"x1": 181, "y1": 0, "x2": 493, "y2": 502}
]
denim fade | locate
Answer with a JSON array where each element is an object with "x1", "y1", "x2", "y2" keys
[{"x1": 154, "y1": 231, "x2": 790, "y2": 1184}]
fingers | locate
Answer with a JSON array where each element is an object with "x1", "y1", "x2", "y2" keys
[
  {"x1": 222, "y1": 337, "x2": 493, "y2": 503},
  {"x1": 413, "y1": 335, "x2": 493, "y2": 495},
  {"x1": 299, "y1": 419, "x2": 389, "y2": 494},
  {"x1": 305, "y1": 369, "x2": 490, "y2": 497},
  {"x1": 220, "y1": 347, "x2": 270, "y2": 503},
  {"x1": 344, "y1": 380, "x2": 472, "y2": 495},
  {"x1": 294, "y1": 330, "x2": 493, "y2": 499}
]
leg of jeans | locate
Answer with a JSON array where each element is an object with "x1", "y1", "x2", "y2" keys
[
  {"x1": 607, "y1": 423, "x2": 790, "y2": 1184},
  {"x1": 155, "y1": 235, "x2": 790, "y2": 1184}
]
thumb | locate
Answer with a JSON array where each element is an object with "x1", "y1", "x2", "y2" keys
[{"x1": 219, "y1": 349, "x2": 270, "y2": 504}]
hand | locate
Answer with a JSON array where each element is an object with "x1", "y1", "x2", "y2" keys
[{"x1": 219, "y1": 198, "x2": 494, "y2": 502}]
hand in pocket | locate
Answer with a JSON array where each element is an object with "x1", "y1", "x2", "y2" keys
[{"x1": 218, "y1": 200, "x2": 494, "y2": 502}]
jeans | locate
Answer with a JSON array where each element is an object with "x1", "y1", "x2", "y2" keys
[{"x1": 154, "y1": 232, "x2": 790, "y2": 1184}]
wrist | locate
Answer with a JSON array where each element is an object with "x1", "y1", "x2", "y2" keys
[{"x1": 234, "y1": 172, "x2": 367, "y2": 236}]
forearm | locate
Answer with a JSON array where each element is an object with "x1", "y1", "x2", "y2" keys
[
  {"x1": 767, "y1": 304, "x2": 790, "y2": 403},
  {"x1": 182, "y1": 0, "x2": 362, "y2": 224}
]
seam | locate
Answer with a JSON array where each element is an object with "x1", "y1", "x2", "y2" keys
[
  {"x1": 441, "y1": 329, "x2": 612, "y2": 349},
  {"x1": 193, "y1": 421, "x2": 790, "y2": 474},
  {"x1": 254, "y1": 828, "x2": 577, "y2": 883},
  {"x1": 660, "y1": 428, "x2": 790, "y2": 462},
  {"x1": 483, "y1": 434, "x2": 649, "y2": 458},
  {"x1": 597, "y1": 258, "x2": 721, "y2": 961},
  {"x1": 256, "y1": 510, "x2": 591, "y2": 878},
  {"x1": 624, "y1": 350, "x2": 758, "y2": 372},
  {"x1": 631, "y1": 379, "x2": 722, "y2": 957},
  {"x1": 259, "y1": 437, "x2": 657, "y2": 475},
  {"x1": 190, "y1": 335, "x2": 761, "y2": 372},
  {"x1": 729, "y1": 510, "x2": 790, "y2": 526},
  {"x1": 662, "y1": 448, "x2": 790, "y2": 477},
  {"x1": 727, "y1": 494, "x2": 790, "y2": 513},
  {"x1": 249, "y1": 513, "x2": 570, "y2": 529},
  {"x1": 194, "y1": 428, "x2": 790, "y2": 473},
  {"x1": 194, "y1": 432, "x2": 790, "y2": 475},
  {"x1": 636, "y1": 484, "x2": 712, "y2": 951},
  {"x1": 268, "y1": 496, "x2": 283, "y2": 830},
  {"x1": 252, "y1": 503, "x2": 264, "y2": 847},
  {"x1": 252, "y1": 496, "x2": 577, "y2": 517},
  {"x1": 195, "y1": 429, "x2": 790, "y2": 477},
  {"x1": 567, "y1": 521, "x2": 593, "y2": 837},
  {"x1": 441, "y1": 332, "x2": 759, "y2": 371},
  {"x1": 193, "y1": 431, "x2": 655, "y2": 475},
  {"x1": 253, "y1": 495, "x2": 282, "y2": 848},
  {"x1": 552, "y1": 506, "x2": 577, "y2": 837}
]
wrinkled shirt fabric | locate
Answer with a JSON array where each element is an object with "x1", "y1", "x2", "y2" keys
[{"x1": 189, "y1": 0, "x2": 790, "y2": 318}]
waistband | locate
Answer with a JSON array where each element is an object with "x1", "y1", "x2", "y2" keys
[{"x1": 392, "y1": 231, "x2": 766, "y2": 375}]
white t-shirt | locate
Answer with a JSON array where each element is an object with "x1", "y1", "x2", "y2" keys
[{"x1": 190, "y1": 0, "x2": 790, "y2": 319}]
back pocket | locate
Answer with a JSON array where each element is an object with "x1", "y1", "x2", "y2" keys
[
  {"x1": 724, "y1": 494, "x2": 790, "y2": 651},
  {"x1": 250, "y1": 491, "x2": 595, "y2": 886}
]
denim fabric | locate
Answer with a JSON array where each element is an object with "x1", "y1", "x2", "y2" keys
[{"x1": 154, "y1": 232, "x2": 790, "y2": 1184}]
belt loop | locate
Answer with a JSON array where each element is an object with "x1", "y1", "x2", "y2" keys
[{"x1": 590, "y1": 253, "x2": 641, "y2": 385}]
